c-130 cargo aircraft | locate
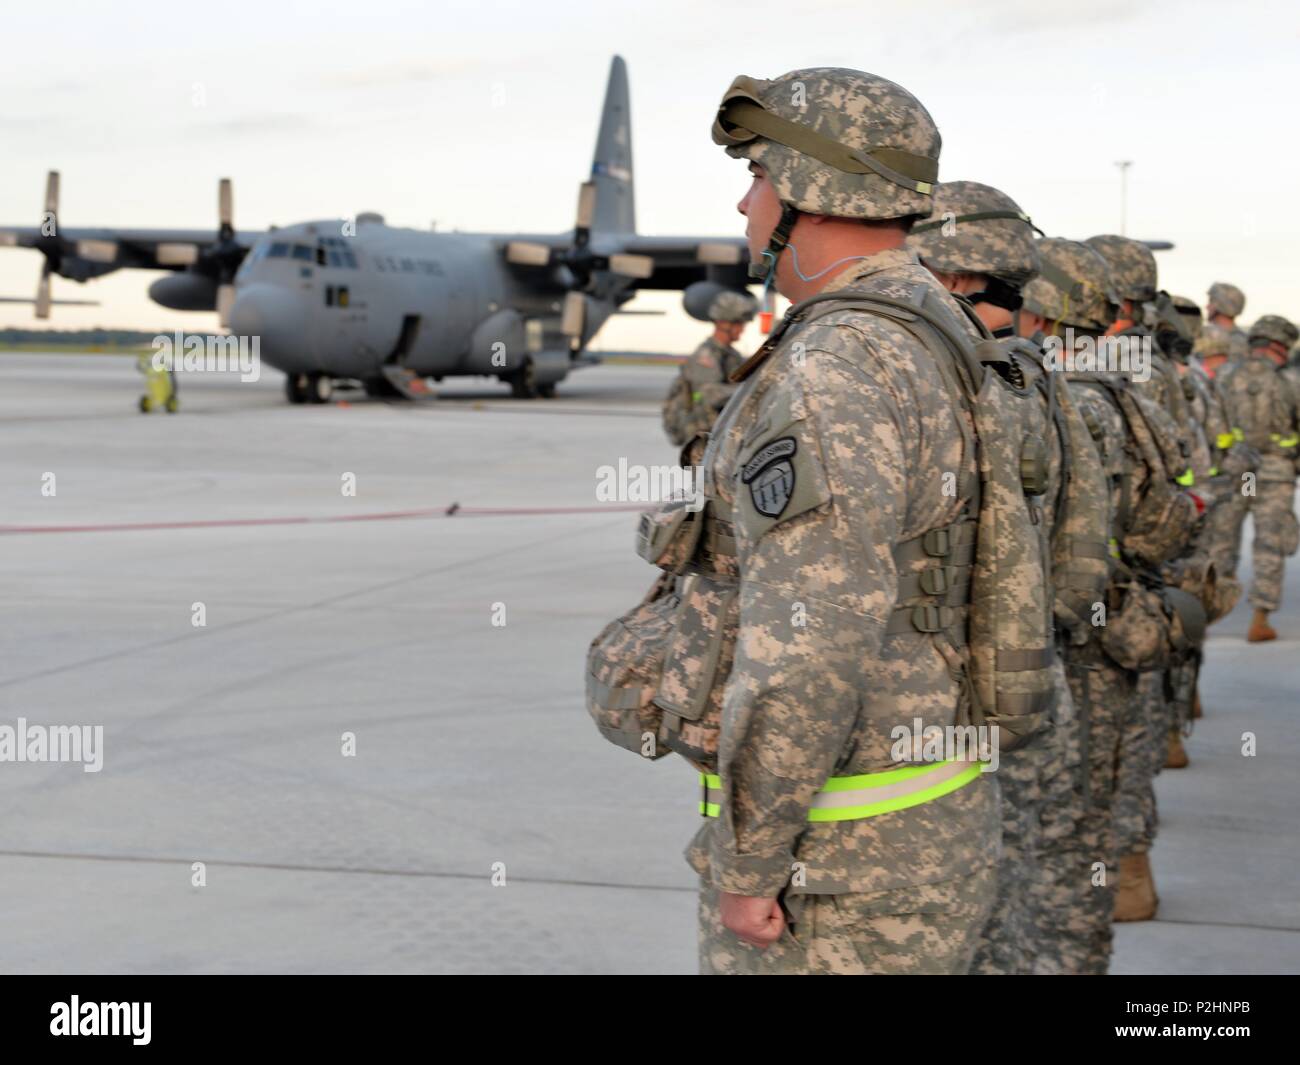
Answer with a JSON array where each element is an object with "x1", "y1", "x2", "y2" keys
[{"x1": 0, "y1": 56, "x2": 752, "y2": 403}]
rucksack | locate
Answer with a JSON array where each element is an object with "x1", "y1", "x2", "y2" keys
[
  {"x1": 1217, "y1": 355, "x2": 1298, "y2": 459},
  {"x1": 661, "y1": 373, "x2": 691, "y2": 447}
]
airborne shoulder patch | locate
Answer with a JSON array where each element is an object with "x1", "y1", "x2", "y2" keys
[{"x1": 741, "y1": 436, "x2": 797, "y2": 517}]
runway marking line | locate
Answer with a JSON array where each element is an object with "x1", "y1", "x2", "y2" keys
[{"x1": 0, "y1": 503, "x2": 648, "y2": 536}]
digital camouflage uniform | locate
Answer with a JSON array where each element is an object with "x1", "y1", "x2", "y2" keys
[
  {"x1": 1203, "y1": 315, "x2": 1300, "y2": 614},
  {"x1": 1018, "y1": 240, "x2": 1140, "y2": 973},
  {"x1": 664, "y1": 336, "x2": 745, "y2": 446},
  {"x1": 690, "y1": 69, "x2": 1002, "y2": 975},
  {"x1": 908, "y1": 183, "x2": 1109, "y2": 976},
  {"x1": 1197, "y1": 282, "x2": 1251, "y2": 364}
]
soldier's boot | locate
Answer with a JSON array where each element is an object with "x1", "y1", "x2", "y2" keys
[
  {"x1": 1247, "y1": 609, "x2": 1277, "y2": 643},
  {"x1": 1114, "y1": 852, "x2": 1159, "y2": 922},
  {"x1": 1165, "y1": 729, "x2": 1189, "y2": 769},
  {"x1": 1191, "y1": 686, "x2": 1203, "y2": 720}
]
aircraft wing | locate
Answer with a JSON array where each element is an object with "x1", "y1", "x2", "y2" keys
[
  {"x1": 496, "y1": 232, "x2": 751, "y2": 291},
  {"x1": 0, "y1": 225, "x2": 263, "y2": 281}
]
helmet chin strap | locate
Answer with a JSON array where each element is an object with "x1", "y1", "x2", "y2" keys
[{"x1": 749, "y1": 203, "x2": 801, "y2": 285}]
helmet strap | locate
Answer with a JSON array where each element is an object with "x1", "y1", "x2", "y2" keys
[{"x1": 749, "y1": 203, "x2": 801, "y2": 283}]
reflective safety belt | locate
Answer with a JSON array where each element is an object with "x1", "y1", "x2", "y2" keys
[
  {"x1": 699, "y1": 759, "x2": 983, "y2": 823},
  {"x1": 1216, "y1": 429, "x2": 1241, "y2": 450},
  {"x1": 1175, "y1": 467, "x2": 1195, "y2": 487},
  {"x1": 1271, "y1": 432, "x2": 1300, "y2": 448}
]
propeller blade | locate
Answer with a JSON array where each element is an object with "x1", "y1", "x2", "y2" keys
[
  {"x1": 505, "y1": 241, "x2": 552, "y2": 267},
  {"x1": 157, "y1": 242, "x2": 201, "y2": 266},
  {"x1": 574, "y1": 181, "x2": 597, "y2": 239},
  {"x1": 76, "y1": 239, "x2": 118, "y2": 263},
  {"x1": 44, "y1": 170, "x2": 60, "y2": 217},
  {"x1": 696, "y1": 242, "x2": 743, "y2": 265},
  {"x1": 217, "y1": 283, "x2": 236, "y2": 329},
  {"x1": 607, "y1": 253, "x2": 654, "y2": 280},
  {"x1": 560, "y1": 291, "x2": 586, "y2": 338},
  {"x1": 35, "y1": 267, "x2": 51, "y2": 319},
  {"x1": 218, "y1": 177, "x2": 233, "y2": 230}
]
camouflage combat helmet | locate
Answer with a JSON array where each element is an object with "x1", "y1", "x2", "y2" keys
[
  {"x1": 707, "y1": 290, "x2": 758, "y2": 323},
  {"x1": 1248, "y1": 314, "x2": 1299, "y2": 350},
  {"x1": 1171, "y1": 294, "x2": 1203, "y2": 342},
  {"x1": 1021, "y1": 238, "x2": 1118, "y2": 333},
  {"x1": 1207, "y1": 281, "x2": 1246, "y2": 318},
  {"x1": 906, "y1": 180, "x2": 1042, "y2": 287},
  {"x1": 712, "y1": 68, "x2": 940, "y2": 228},
  {"x1": 1085, "y1": 234, "x2": 1157, "y2": 304}
]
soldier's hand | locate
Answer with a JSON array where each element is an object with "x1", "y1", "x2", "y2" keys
[{"x1": 719, "y1": 892, "x2": 785, "y2": 949}]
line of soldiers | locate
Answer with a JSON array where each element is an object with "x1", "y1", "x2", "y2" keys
[{"x1": 596, "y1": 64, "x2": 1298, "y2": 975}]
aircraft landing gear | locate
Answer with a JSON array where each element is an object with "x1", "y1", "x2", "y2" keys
[
  {"x1": 285, "y1": 373, "x2": 334, "y2": 404},
  {"x1": 506, "y1": 358, "x2": 558, "y2": 399}
]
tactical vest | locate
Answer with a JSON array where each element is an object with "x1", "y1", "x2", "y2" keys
[{"x1": 586, "y1": 280, "x2": 1059, "y2": 761}]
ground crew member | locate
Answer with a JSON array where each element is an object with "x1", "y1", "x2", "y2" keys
[
  {"x1": 1204, "y1": 314, "x2": 1300, "y2": 641},
  {"x1": 662, "y1": 291, "x2": 756, "y2": 447},
  {"x1": 908, "y1": 182, "x2": 1109, "y2": 974},
  {"x1": 685, "y1": 67, "x2": 1002, "y2": 975}
]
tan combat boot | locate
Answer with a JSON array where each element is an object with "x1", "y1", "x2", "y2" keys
[
  {"x1": 1247, "y1": 609, "x2": 1277, "y2": 642},
  {"x1": 1114, "y1": 852, "x2": 1159, "y2": 922},
  {"x1": 1191, "y1": 686, "x2": 1203, "y2": 719},
  {"x1": 1166, "y1": 729, "x2": 1189, "y2": 769}
]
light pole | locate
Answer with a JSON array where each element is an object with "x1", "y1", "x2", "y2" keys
[{"x1": 1115, "y1": 160, "x2": 1133, "y2": 236}]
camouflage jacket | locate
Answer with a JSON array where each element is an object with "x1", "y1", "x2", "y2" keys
[{"x1": 683, "y1": 248, "x2": 999, "y2": 898}]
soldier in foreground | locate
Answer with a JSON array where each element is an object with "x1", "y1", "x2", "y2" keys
[
  {"x1": 1205, "y1": 314, "x2": 1300, "y2": 641},
  {"x1": 587, "y1": 66, "x2": 1074, "y2": 974},
  {"x1": 908, "y1": 182, "x2": 1110, "y2": 973},
  {"x1": 661, "y1": 291, "x2": 757, "y2": 447}
]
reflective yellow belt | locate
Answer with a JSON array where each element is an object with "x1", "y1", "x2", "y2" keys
[
  {"x1": 699, "y1": 759, "x2": 983, "y2": 823},
  {"x1": 1272, "y1": 432, "x2": 1299, "y2": 448}
]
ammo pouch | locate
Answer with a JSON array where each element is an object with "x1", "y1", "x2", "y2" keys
[
  {"x1": 1122, "y1": 471, "x2": 1199, "y2": 571},
  {"x1": 1161, "y1": 586, "x2": 1207, "y2": 658},
  {"x1": 584, "y1": 573, "x2": 681, "y2": 759},
  {"x1": 653, "y1": 573, "x2": 737, "y2": 770},
  {"x1": 1098, "y1": 581, "x2": 1171, "y2": 672},
  {"x1": 635, "y1": 498, "x2": 705, "y2": 573}
]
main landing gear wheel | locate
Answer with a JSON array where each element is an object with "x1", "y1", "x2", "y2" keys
[
  {"x1": 285, "y1": 374, "x2": 309, "y2": 404},
  {"x1": 309, "y1": 374, "x2": 334, "y2": 404}
]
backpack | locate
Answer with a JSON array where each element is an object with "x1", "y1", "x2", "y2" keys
[
  {"x1": 1217, "y1": 355, "x2": 1298, "y2": 459},
  {"x1": 1081, "y1": 375, "x2": 1200, "y2": 570}
]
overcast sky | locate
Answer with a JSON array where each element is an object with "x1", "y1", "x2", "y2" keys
[{"x1": 1, "y1": 0, "x2": 1296, "y2": 353}]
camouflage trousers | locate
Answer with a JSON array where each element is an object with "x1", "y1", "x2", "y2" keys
[
  {"x1": 969, "y1": 739, "x2": 1052, "y2": 975},
  {"x1": 1114, "y1": 671, "x2": 1166, "y2": 855},
  {"x1": 1031, "y1": 653, "x2": 1133, "y2": 974},
  {"x1": 1203, "y1": 476, "x2": 1298, "y2": 612},
  {"x1": 698, "y1": 868, "x2": 996, "y2": 975}
]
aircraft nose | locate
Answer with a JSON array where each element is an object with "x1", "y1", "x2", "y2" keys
[{"x1": 229, "y1": 283, "x2": 307, "y2": 368}]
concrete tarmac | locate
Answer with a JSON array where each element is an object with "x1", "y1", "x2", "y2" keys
[{"x1": 1, "y1": 353, "x2": 1296, "y2": 974}]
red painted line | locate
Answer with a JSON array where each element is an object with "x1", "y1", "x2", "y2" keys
[{"x1": 0, "y1": 503, "x2": 648, "y2": 536}]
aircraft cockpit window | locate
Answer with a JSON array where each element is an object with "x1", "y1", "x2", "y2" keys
[
  {"x1": 328, "y1": 251, "x2": 342, "y2": 267},
  {"x1": 292, "y1": 244, "x2": 313, "y2": 261},
  {"x1": 341, "y1": 251, "x2": 358, "y2": 268},
  {"x1": 268, "y1": 242, "x2": 290, "y2": 258},
  {"x1": 400, "y1": 258, "x2": 414, "y2": 273}
]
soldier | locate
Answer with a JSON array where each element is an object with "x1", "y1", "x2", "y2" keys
[
  {"x1": 1204, "y1": 314, "x2": 1300, "y2": 641},
  {"x1": 661, "y1": 291, "x2": 757, "y2": 447},
  {"x1": 1084, "y1": 236, "x2": 1203, "y2": 922},
  {"x1": 1197, "y1": 282, "x2": 1251, "y2": 364},
  {"x1": 1017, "y1": 239, "x2": 1196, "y2": 969},
  {"x1": 681, "y1": 67, "x2": 1010, "y2": 975},
  {"x1": 908, "y1": 182, "x2": 1110, "y2": 974}
]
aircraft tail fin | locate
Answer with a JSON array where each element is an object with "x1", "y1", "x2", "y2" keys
[{"x1": 589, "y1": 55, "x2": 635, "y2": 235}]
